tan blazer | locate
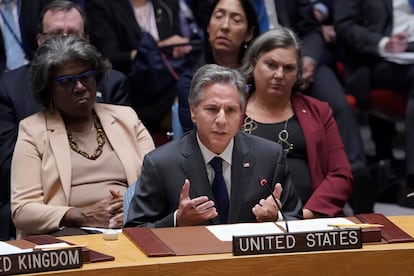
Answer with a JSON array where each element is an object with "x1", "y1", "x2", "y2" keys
[{"x1": 11, "y1": 103, "x2": 155, "y2": 237}]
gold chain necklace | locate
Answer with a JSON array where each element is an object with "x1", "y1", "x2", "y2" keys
[
  {"x1": 277, "y1": 118, "x2": 294, "y2": 156},
  {"x1": 66, "y1": 112, "x2": 106, "y2": 160}
]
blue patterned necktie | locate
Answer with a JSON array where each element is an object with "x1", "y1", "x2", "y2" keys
[
  {"x1": 0, "y1": 0, "x2": 26, "y2": 70},
  {"x1": 252, "y1": 0, "x2": 269, "y2": 33},
  {"x1": 210, "y1": 157, "x2": 229, "y2": 223}
]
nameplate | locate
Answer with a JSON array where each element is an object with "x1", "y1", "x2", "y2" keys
[
  {"x1": 232, "y1": 229, "x2": 362, "y2": 256},
  {"x1": 0, "y1": 247, "x2": 83, "y2": 275}
]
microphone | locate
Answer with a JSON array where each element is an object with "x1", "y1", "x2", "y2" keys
[{"x1": 259, "y1": 178, "x2": 289, "y2": 232}]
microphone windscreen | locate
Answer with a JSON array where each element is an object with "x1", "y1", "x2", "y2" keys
[{"x1": 259, "y1": 178, "x2": 267, "y2": 187}]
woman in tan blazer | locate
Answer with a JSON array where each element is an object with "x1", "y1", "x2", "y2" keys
[{"x1": 11, "y1": 35, "x2": 155, "y2": 238}]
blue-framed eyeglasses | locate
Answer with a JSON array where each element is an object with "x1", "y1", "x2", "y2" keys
[{"x1": 54, "y1": 70, "x2": 97, "y2": 91}]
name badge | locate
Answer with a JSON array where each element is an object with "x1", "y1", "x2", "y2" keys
[{"x1": 233, "y1": 229, "x2": 362, "y2": 256}]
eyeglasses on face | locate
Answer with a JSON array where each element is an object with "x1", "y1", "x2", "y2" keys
[
  {"x1": 40, "y1": 30, "x2": 83, "y2": 39},
  {"x1": 54, "y1": 70, "x2": 97, "y2": 92}
]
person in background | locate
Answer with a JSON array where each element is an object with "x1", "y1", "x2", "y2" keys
[
  {"x1": 240, "y1": 27, "x2": 353, "y2": 218},
  {"x1": 125, "y1": 64, "x2": 302, "y2": 228},
  {"x1": 0, "y1": 0, "x2": 49, "y2": 74},
  {"x1": 11, "y1": 35, "x2": 155, "y2": 238},
  {"x1": 0, "y1": 0, "x2": 85, "y2": 75},
  {"x1": 335, "y1": 0, "x2": 414, "y2": 208},
  {"x1": 85, "y1": 0, "x2": 196, "y2": 138},
  {"x1": 178, "y1": 0, "x2": 260, "y2": 132},
  {"x1": 0, "y1": 0, "x2": 130, "y2": 241},
  {"x1": 0, "y1": 0, "x2": 51, "y2": 242},
  {"x1": 246, "y1": 0, "x2": 375, "y2": 215},
  {"x1": 186, "y1": 0, "x2": 216, "y2": 30},
  {"x1": 310, "y1": 0, "x2": 340, "y2": 70}
]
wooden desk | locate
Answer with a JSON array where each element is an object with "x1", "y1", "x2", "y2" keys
[{"x1": 29, "y1": 216, "x2": 414, "y2": 276}]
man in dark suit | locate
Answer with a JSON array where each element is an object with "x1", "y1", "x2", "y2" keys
[
  {"x1": 125, "y1": 64, "x2": 302, "y2": 228},
  {"x1": 188, "y1": 0, "x2": 373, "y2": 214},
  {"x1": 335, "y1": 0, "x2": 414, "y2": 207},
  {"x1": 0, "y1": 0, "x2": 129, "y2": 241},
  {"x1": 0, "y1": 0, "x2": 51, "y2": 74},
  {"x1": 85, "y1": 0, "x2": 197, "y2": 133}
]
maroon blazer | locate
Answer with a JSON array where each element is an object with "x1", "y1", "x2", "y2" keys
[{"x1": 292, "y1": 93, "x2": 353, "y2": 217}]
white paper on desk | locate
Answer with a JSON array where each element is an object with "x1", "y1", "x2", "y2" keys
[
  {"x1": 207, "y1": 222, "x2": 283, "y2": 242},
  {"x1": 276, "y1": 217, "x2": 355, "y2": 233},
  {"x1": 33, "y1": 242, "x2": 71, "y2": 250},
  {"x1": 0, "y1": 241, "x2": 33, "y2": 255}
]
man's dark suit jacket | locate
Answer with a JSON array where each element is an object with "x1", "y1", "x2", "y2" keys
[
  {"x1": 85, "y1": 0, "x2": 183, "y2": 130},
  {"x1": 0, "y1": 65, "x2": 129, "y2": 240},
  {"x1": 86, "y1": 0, "x2": 182, "y2": 74},
  {"x1": 125, "y1": 131, "x2": 303, "y2": 228},
  {"x1": 0, "y1": 0, "x2": 51, "y2": 73},
  {"x1": 334, "y1": 0, "x2": 414, "y2": 108},
  {"x1": 272, "y1": 0, "x2": 325, "y2": 64}
]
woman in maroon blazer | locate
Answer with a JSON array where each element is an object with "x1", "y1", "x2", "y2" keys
[{"x1": 240, "y1": 26, "x2": 353, "y2": 218}]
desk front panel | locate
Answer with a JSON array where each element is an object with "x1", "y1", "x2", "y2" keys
[{"x1": 29, "y1": 216, "x2": 414, "y2": 275}]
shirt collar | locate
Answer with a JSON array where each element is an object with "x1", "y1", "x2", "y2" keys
[{"x1": 196, "y1": 133, "x2": 234, "y2": 166}]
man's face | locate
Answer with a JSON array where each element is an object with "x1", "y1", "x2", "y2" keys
[
  {"x1": 190, "y1": 83, "x2": 243, "y2": 154},
  {"x1": 38, "y1": 8, "x2": 85, "y2": 45}
]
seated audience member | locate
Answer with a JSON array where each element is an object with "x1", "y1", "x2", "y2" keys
[
  {"x1": 247, "y1": 0, "x2": 374, "y2": 214},
  {"x1": 125, "y1": 64, "x2": 303, "y2": 228},
  {"x1": 186, "y1": 0, "x2": 216, "y2": 30},
  {"x1": 240, "y1": 27, "x2": 353, "y2": 218},
  {"x1": 0, "y1": 0, "x2": 47, "y2": 75},
  {"x1": 178, "y1": 0, "x2": 260, "y2": 132},
  {"x1": 0, "y1": 0, "x2": 52, "y2": 242},
  {"x1": 85, "y1": 0, "x2": 197, "y2": 135},
  {"x1": 335, "y1": 0, "x2": 414, "y2": 207},
  {"x1": 11, "y1": 35, "x2": 155, "y2": 238},
  {"x1": 0, "y1": 0, "x2": 130, "y2": 241},
  {"x1": 310, "y1": 0, "x2": 340, "y2": 69}
]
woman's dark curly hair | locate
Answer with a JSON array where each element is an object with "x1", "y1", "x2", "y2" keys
[{"x1": 31, "y1": 34, "x2": 111, "y2": 107}]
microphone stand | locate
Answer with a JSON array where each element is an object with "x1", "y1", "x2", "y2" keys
[{"x1": 260, "y1": 179, "x2": 289, "y2": 233}]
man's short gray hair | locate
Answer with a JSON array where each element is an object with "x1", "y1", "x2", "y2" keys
[{"x1": 188, "y1": 64, "x2": 247, "y2": 110}]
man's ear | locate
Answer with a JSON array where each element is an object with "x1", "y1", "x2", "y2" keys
[
  {"x1": 190, "y1": 105, "x2": 197, "y2": 124},
  {"x1": 36, "y1": 33, "x2": 44, "y2": 46}
]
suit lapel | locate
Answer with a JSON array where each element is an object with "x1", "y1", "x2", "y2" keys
[
  {"x1": 228, "y1": 133, "x2": 252, "y2": 223},
  {"x1": 180, "y1": 132, "x2": 214, "y2": 198},
  {"x1": 292, "y1": 96, "x2": 318, "y2": 141},
  {"x1": 274, "y1": 0, "x2": 290, "y2": 26},
  {"x1": 95, "y1": 104, "x2": 138, "y2": 184},
  {"x1": 383, "y1": 0, "x2": 392, "y2": 13},
  {"x1": 180, "y1": 132, "x2": 255, "y2": 224},
  {"x1": 120, "y1": 0, "x2": 142, "y2": 37},
  {"x1": 180, "y1": 132, "x2": 220, "y2": 224},
  {"x1": 46, "y1": 110, "x2": 72, "y2": 203},
  {"x1": 382, "y1": 0, "x2": 393, "y2": 37}
]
